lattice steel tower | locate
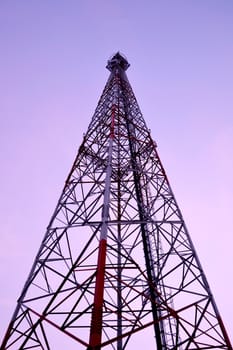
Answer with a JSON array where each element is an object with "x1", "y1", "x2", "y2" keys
[{"x1": 1, "y1": 53, "x2": 232, "y2": 350}]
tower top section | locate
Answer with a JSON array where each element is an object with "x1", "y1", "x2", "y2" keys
[{"x1": 106, "y1": 52, "x2": 130, "y2": 72}]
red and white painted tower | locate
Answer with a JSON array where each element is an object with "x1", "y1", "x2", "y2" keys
[{"x1": 1, "y1": 53, "x2": 232, "y2": 350}]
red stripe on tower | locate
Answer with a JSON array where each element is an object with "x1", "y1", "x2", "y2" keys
[{"x1": 89, "y1": 239, "x2": 107, "y2": 349}]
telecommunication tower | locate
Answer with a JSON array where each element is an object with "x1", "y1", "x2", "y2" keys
[{"x1": 1, "y1": 53, "x2": 232, "y2": 350}]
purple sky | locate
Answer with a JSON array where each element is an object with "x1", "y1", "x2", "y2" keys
[{"x1": 0, "y1": 0, "x2": 233, "y2": 345}]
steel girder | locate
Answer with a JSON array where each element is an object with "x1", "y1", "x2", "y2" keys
[{"x1": 1, "y1": 53, "x2": 232, "y2": 350}]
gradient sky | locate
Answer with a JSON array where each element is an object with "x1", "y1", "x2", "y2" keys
[{"x1": 0, "y1": 0, "x2": 233, "y2": 345}]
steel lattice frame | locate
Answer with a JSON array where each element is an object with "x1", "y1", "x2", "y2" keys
[{"x1": 1, "y1": 53, "x2": 232, "y2": 350}]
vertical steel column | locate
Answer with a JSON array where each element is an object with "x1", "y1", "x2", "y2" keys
[
  {"x1": 116, "y1": 91, "x2": 123, "y2": 350},
  {"x1": 119, "y1": 73, "x2": 163, "y2": 350},
  {"x1": 88, "y1": 106, "x2": 115, "y2": 350}
]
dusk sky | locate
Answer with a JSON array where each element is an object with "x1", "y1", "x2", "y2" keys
[{"x1": 0, "y1": 0, "x2": 233, "y2": 345}]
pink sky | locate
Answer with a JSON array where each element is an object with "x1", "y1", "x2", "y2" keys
[{"x1": 0, "y1": 0, "x2": 233, "y2": 346}]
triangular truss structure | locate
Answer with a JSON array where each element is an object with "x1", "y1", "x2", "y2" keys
[{"x1": 1, "y1": 53, "x2": 232, "y2": 350}]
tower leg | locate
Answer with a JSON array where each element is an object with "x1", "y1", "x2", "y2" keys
[{"x1": 88, "y1": 239, "x2": 107, "y2": 350}]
